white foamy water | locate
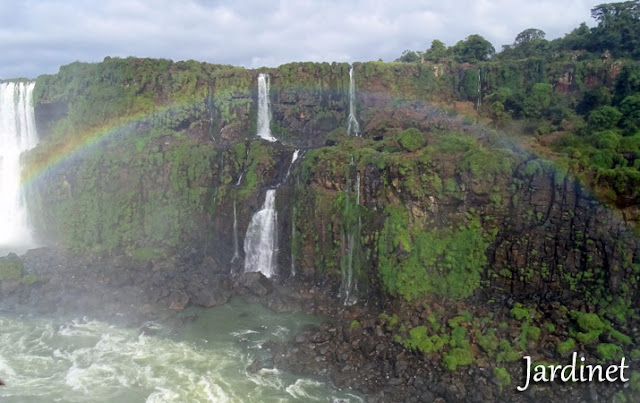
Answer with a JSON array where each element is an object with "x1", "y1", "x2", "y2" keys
[
  {"x1": 244, "y1": 189, "x2": 278, "y2": 278},
  {"x1": 257, "y1": 73, "x2": 277, "y2": 142},
  {"x1": 0, "y1": 82, "x2": 39, "y2": 252},
  {"x1": 0, "y1": 299, "x2": 362, "y2": 402}
]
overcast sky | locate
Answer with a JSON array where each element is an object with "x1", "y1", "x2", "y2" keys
[{"x1": 0, "y1": 0, "x2": 609, "y2": 79}]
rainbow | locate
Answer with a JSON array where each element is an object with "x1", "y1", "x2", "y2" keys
[{"x1": 21, "y1": 97, "x2": 202, "y2": 188}]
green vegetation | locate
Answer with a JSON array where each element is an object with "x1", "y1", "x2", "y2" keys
[
  {"x1": 597, "y1": 343, "x2": 624, "y2": 360},
  {"x1": 443, "y1": 348, "x2": 474, "y2": 371},
  {"x1": 378, "y1": 207, "x2": 495, "y2": 300},
  {"x1": 0, "y1": 258, "x2": 23, "y2": 280},
  {"x1": 557, "y1": 338, "x2": 576, "y2": 355},
  {"x1": 493, "y1": 367, "x2": 511, "y2": 391}
]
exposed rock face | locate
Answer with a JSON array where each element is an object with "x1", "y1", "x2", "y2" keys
[{"x1": 22, "y1": 57, "x2": 640, "y2": 309}]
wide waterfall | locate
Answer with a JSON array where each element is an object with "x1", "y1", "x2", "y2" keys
[
  {"x1": 347, "y1": 67, "x2": 361, "y2": 136},
  {"x1": 244, "y1": 189, "x2": 278, "y2": 277},
  {"x1": 256, "y1": 74, "x2": 277, "y2": 142},
  {"x1": 0, "y1": 82, "x2": 39, "y2": 251}
]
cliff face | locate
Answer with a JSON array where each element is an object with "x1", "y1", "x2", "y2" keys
[{"x1": 23, "y1": 57, "x2": 639, "y2": 310}]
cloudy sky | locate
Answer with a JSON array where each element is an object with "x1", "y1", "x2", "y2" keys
[{"x1": 1, "y1": 0, "x2": 608, "y2": 79}]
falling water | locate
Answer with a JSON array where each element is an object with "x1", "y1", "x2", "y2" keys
[
  {"x1": 244, "y1": 189, "x2": 278, "y2": 277},
  {"x1": 231, "y1": 201, "x2": 240, "y2": 263},
  {"x1": 0, "y1": 82, "x2": 38, "y2": 250},
  {"x1": 285, "y1": 149, "x2": 300, "y2": 181},
  {"x1": 256, "y1": 74, "x2": 277, "y2": 142},
  {"x1": 476, "y1": 68, "x2": 482, "y2": 111},
  {"x1": 290, "y1": 206, "x2": 297, "y2": 277},
  {"x1": 339, "y1": 171, "x2": 361, "y2": 305},
  {"x1": 236, "y1": 146, "x2": 250, "y2": 186},
  {"x1": 347, "y1": 67, "x2": 360, "y2": 136}
]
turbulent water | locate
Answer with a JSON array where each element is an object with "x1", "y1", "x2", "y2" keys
[
  {"x1": 256, "y1": 74, "x2": 277, "y2": 142},
  {"x1": 0, "y1": 298, "x2": 362, "y2": 402},
  {"x1": 346, "y1": 67, "x2": 360, "y2": 136},
  {"x1": 0, "y1": 82, "x2": 39, "y2": 253},
  {"x1": 244, "y1": 189, "x2": 278, "y2": 278}
]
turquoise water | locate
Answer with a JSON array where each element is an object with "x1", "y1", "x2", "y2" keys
[{"x1": 0, "y1": 298, "x2": 362, "y2": 402}]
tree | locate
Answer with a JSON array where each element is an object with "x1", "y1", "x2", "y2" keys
[
  {"x1": 453, "y1": 34, "x2": 495, "y2": 62},
  {"x1": 588, "y1": 105, "x2": 623, "y2": 131},
  {"x1": 522, "y1": 83, "x2": 553, "y2": 118},
  {"x1": 396, "y1": 50, "x2": 422, "y2": 63},
  {"x1": 424, "y1": 40, "x2": 448, "y2": 61},
  {"x1": 590, "y1": 1, "x2": 640, "y2": 57},
  {"x1": 514, "y1": 28, "x2": 546, "y2": 44},
  {"x1": 619, "y1": 95, "x2": 640, "y2": 133}
]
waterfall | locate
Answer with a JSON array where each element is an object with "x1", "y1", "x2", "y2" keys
[
  {"x1": 284, "y1": 149, "x2": 300, "y2": 181},
  {"x1": 0, "y1": 82, "x2": 38, "y2": 249},
  {"x1": 231, "y1": 201, "x2": 240, "y2": 263},
  {"x1": 256, "y1": 74, "x2": 277, "y2": 142},
  {"x1": 339, "y1": 170, "x2": 361, "y2": 305},
  {"x1": 476, "y1": 68, "x2": 482, "y2": 111},
  {"x1": 290, "y1": 206, "x2": 297, "y2": 277},
  {"x1": 244, "y1": 189, "x2": 278, "y2": 277},
  {"x1": 347, "y1": 66, "x2": 361, "y2": 136}
]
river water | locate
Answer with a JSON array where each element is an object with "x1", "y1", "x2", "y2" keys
[{"x1": 0, "y1": 298, "x2": 362, "y2": 402}]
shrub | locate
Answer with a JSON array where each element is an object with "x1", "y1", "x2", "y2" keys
[{"x1": 397, "y1": 128, "x2": 426, "y2": 152}]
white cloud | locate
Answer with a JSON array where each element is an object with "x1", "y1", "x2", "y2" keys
[{"x1": 0, "y1": 0, "x2": 602, "y2": 79}]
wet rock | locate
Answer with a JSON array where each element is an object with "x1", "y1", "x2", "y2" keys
[
  {"x1": 310, "y1": 331, "x2": 330, "y2": 343},
  {"x1": 241, "y1": 272, "x2": 274, "y2": 296},
  {"x1": 168, "y1": 290, "x2": 189, "y2": 311}
]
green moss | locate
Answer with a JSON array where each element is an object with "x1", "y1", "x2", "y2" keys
[
  {"x1": 378, "y1": 210, "x2": 494, "y2": 300},
  {"x1": 575, "y1": 312, "x2": 606, "y2": 333},
  {"x1": 397, "y1": 128, "x2": 426, "y2": 152},
  {"x1": 349, "y1": 320, "x2": 360, "y2": 330},
  {"x1": 404, "y1": 326, "x2": 446, "y2": 354},
  {"x1": 477, "y1": 328, "x2": 499, "y2": 354},
  {"x1": 557, "y1": 338, "x2": 576, "y2": 355},
  {"x1": 510, "y1": 303, "x2": 534, "y2": 321},
  {"x1": 596, "y1": 343, "x2": 624, "y2": 361},
  {"x1": 630, "y1": 371, "x2": 640, "y2": 391},
  {"x1": 132, "y1": 247, "x2": 165, "y2": 262},
  {"x1": 575, "y1": 330, "x2": 602, "y2": 345},
  {"x1": 496, "y1": 340, "x2": 520, "y2": 363},
  {"x1": 493, "y1": 367, "x2": 511, "y2": 391},
  {"x1": 20, "y1": 274, "x2": 41, "y2": 285},
  {"x1": 443, "y1": 348, "x2": 474, "y2": 371},
  {"x1": 0, "y1": 259, "x2": 23, "y2": 280},
  {"x1": 609, "y1": 329, "x2": 633, "y2": 345}
]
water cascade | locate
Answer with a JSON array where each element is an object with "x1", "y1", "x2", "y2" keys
[
  {"x1": 231, "y1": 201, "x2": 240, "y2": 263},
  {"x1": 0, "y1": 82, "x2": 38, "y2": 250},
  {"x1": 285, "y1": 149, "x2": 300, "y2": 181},
  {"x1": 339, "y1": 168, "x2": 362, "y2": 305},
  {"x1": 256, "y1": 74, "x2": 277, "y2": 142},
  {"x1": 290, "y1": 206, "x2": 297, "y2": 277},
  {"x1": 476, "y1": 68, "x2": 482, "y2": 111},
  {"x1": 236, "y1": 146, "x2": 249, "y2": 186},
  {"x1": 347, "y1": 66, "x2": 361, "y2": 136},
  {"x1": 244, "y1": 189, "x2": 278, "y2": 277}
]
